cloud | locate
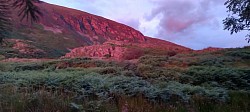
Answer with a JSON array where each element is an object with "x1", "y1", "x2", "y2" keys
[{"x1": 147, "y1": 0, "x2": 225, "y2": 40}]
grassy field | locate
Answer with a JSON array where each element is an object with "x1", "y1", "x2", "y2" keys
[{"x1": 0, "y1": 46, "x2": 249, "y2": 112}]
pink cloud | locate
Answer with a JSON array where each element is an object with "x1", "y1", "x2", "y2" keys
[
  {"x1": 163, "y1": 16, "x2": 207, "y2": 34},
  {"x1": 147, "y1": 0, "x2": 224, "y2": 39}
]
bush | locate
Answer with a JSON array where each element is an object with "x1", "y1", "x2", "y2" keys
[
  {"x1": 121, "y1": 70, "x2": 135, "y2": 76},
  {"x1": 0, "y1": 70, "x2": 228, "y2": 103},
  {"x1": 226, "y1": 49, "x2": 250, "y2": 59},
  {"x1": 137, "y1": 63, "x2": 183, "y2": 80},
  {"x1": 138, "y1": 55, "x2": 168, "y2": 66},
  {"x1": 0, "y1": 55, "x2": 5, "y2": 60},
  {"x1": 122, "y1": 48, "x2": 144, "y2": 60},
  {"x1": 185, "y1": 66, "x2": 250, "y2": 90},
  {"x1": 146, "y1": 81, "x2": 228, "y2": 102},
  {"x1": 120, "y1": 61, "x2": 137, "y2": 72},
  {"x1": 14, "y1": 63, "x2": 48, "y2": 71},
  {"x1": 94, "y1": 67, "x2": 120, "y2": 75},
  {"x1": 137, "y1": 64, "x2": 156, "y2": 78}
]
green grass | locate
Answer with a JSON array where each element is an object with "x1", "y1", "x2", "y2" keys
[{"x1": 2, "y1": 24, "x2": 92, "y2": 58}]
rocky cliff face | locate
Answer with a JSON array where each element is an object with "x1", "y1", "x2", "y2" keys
[{"x1": 37, "y1": 2, "x2": 146, "y2": 44}]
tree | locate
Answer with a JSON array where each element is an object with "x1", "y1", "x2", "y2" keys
[
  {"x1": 0, "y1": 0, "x2": 12, "y2": 43},
  {"x1": 223, "y1": 0, "x2": 250, "y2": 43},
  {"x1": 0, "y1": 0, "x2": 42, "y2": 43},
  {"x1": 13, "y1": 0, "x2": 42, "y2": 22}
]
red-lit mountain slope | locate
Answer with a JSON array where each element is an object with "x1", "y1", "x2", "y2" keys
[{"x1": 1, "y1": 2, "x2": 192, "y2": 59}]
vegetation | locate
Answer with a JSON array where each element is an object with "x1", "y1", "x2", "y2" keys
[
  {"x1": 0, "y1": 46, "x2": 249, "y2": 111},
  {"x1": 224, "y1": 0, "x2": 250, "y2": 42},
  {"x1": 0, "y1": 0, "x2": 12, "y2": 43},
  {"x1": 1, "y1": 0, "x2": 249, "y2": 111},
  {"x1": 0, "y1": 0, "x2": 42, "y2": 43},
  {"x1": 0, "y1": 24, "x2": 86, "y2": 58}
]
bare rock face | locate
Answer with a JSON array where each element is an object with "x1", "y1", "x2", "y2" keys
[
  {"x1": 63, "y1": 42, "x2": 128, "y2": 59},
  {"x1": 37, "y1": 2, "x2": 146, "y2": 44}
]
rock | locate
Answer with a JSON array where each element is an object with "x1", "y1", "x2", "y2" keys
[{"x1": 63, "y1": 41, "x2": 128, "y2": 59}]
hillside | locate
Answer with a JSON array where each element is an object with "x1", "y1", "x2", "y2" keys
[{"x1": 0, "y1": 2, "x2": 191, "y2": 59}]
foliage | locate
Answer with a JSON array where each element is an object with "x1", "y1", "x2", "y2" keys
[
  {"x1": 3, "y1": 24, "x2": 88, "y2": 58},
  {"x1": 13, "y1": 0, "x2": 42, "y2": 22},
  {"x1": 0, "y1": 46, "x2": 250, "y2": 111},
  {"x1": 138, "y1": 55, "x2": 168, "y2": 66},
  {"x1": 224, "y1": 0, "x2": 250, "y2": 42},
  {"x1": 0, "y1": 71, "x2": 228, "y2": 105},
  {"x1": 185, "y1": 66, "x2": 250, "y2": 90},
  {"x1": 0, "y1": 55, "x2": 5, "y2": 60},
  {"x1": 0, "y1": 0, "x2": 12, "y2": 43},
  {"x1": 123, "y1": 47, "x2": 144, "y2": 60},
  {"x1": 225, "y1": 48, "x2": 250, "y2": 59},
  {"x1": 0, "y1": 0, "x2": 42, "y2": 43},
  {"x1": 0, "y1": 85, "x2": 72, "y2": 112}
]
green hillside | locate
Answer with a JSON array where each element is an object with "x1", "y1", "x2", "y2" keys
[{"x1": 0, "y1": 24, "x2": 90, "y2": 58}]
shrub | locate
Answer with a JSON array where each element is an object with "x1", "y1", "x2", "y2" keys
[
  {"x1": 147, "y1": 81, "x2": 228, "y2": 102},
  {"x1": 137, "y1": 63, "x2": 183, "y2": 80},
  {"x1": 121, "y1": 70, "x2": 135, "y2": 76},
  {"x1": 185, "y1": 66, "x2": 250, "y2": 90},
  {"x1": 14, "y1": 63, "x2": 48, "y2": 71},
  {"x1": 137, "y1": 64, "x2": 155, "y2": 78},
  {"x1": 122, "y1": 48, "x2": 144, "y2": 60},
  {"x1": 0, "y1": 55, "x2": 5, "y2": 60},
  {"x1": 138, "y1": 55, "x2": 168, "y2": 66},
  {"x1": 94, "y1": 67, "x2": 120, "y2": 75},
  {"x1": 120, "y1": 61, "x2": 137, "y2": 71},
  {"x1": 0, "y1": 70, "x2": 228, "y2": 103},
  {"x1": 226, "y1": 50, "x2": 250, "y2": 59}
]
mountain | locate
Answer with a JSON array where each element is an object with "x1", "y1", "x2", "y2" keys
[{"x1": 0, "y1": 2, "x2": 192, "y2": 59}]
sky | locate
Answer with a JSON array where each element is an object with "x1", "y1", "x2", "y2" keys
[{"x1": 42, "y1": 0, "x2": 249, "y2": 50}]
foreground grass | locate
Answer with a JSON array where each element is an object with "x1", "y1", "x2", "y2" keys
[
  {"x1": 0, "y1": 84, "x2": 249, "y2": 112},
  {"x1": 0, "y1": 69, "x2": 248, "y2": 112}
]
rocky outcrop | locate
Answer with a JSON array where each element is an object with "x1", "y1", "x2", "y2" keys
[
  {"x1": 63, "y1": 39, "x2": 192, "y2": 60},
  {"x1": 63, "y1": 42, "x2": 128, "y2": 59}
]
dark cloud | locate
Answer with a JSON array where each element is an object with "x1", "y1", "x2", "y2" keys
[{"x1": 147, "y1": 0, "x2": 225, "y2": 39}]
